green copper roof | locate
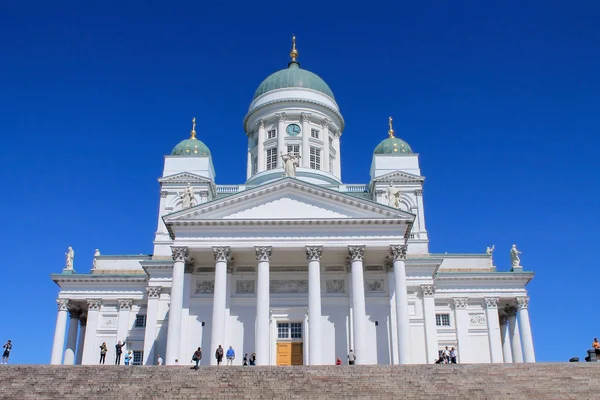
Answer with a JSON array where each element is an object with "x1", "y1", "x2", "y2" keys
[
  {"x1": 374, "y1": 137, "x2": 413, "y2": 155},
  {"x1": 171, "y1": 137, "x2": 210, "y2": 156},
  {"x1": 253, "y1": 62, "x2": 335, "y2": 100}
]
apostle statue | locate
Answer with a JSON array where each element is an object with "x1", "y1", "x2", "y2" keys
[
  {"x1": 178, "y1": 183, "x2": 195, "y2": 209},
  {"x1": 510, "y1": 244, "x2": 522, "y2": 267},
  {"x1": 386, "y1": 183, "x2": 401, "y2": 208},
  {"x1": 65, "y1": 246, "x2": 74, "y2": 270},
  {"x1": 92, "y1": 249, "x2": 100, "y2": 269},
  {"x1": 486, "y1": 245, "x2": 495, "y2": 269},
  {"x1": 281, "y1": 152, "x2": 300, "y2": 178}
]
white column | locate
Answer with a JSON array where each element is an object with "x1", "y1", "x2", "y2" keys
[
  {"x1": 347, "y1": 268, "x2": 354, "y2": 354},
  {"x1": 63, "y1": 306, "x2": 80, "y2": 365},
  {"x1": 115, "y1": 299, "x2": 132, "y2": 364},
  {"x1": 180, "y1": 267, "x2": 192, "y2": 361},
  {"x1": 321, "y1": 119, "x2": 331, "y2": 172},
  {"x1": 484, "y1": 298, "x2": 503, "y2": 363},
  {"x1": 143, "y1": 286, "x2": 162, "y2": 365},
  {"x1": 275, "y1": 113, "x2": 286, "y2": 168},
  {"x1": 301, "y1": 113, "x2": 311, "y2": 168},
  {"x1": 75, "y1": 315, "x2": 86, "y2": 365},
  {"x1": 332, "y1": 133, "x2": 341, "y2": 179},
  {"x1": 247, "y1": 135, "x2": 252, "y2": 180},
  {"x1": 500, "y1": 316, "x2": 513, "y2": 363},
  {"x1": 50, "y1": 299, "x2": 70, "y2": 365},
  {"x1": 506, "y1": 306, "x2": 523, "y2": 363},
  {"x1": 453, "y1": 298, "x2": 471, "y2": 363},
  {"x1": 257, "y1": 119, "x2": 265, "y2": 173},
  {"x1": 306, "y1": 246, "x2": 323, "y2": 365},
  {"x1": 210, "y1": 246, "x2": 231, "y2": 365},
  {"x1": 421, "y1": 285, "x2": 438, "y2": 364},
  {"x1": 414, "y1": 189, "x2": 427, "y2": 235},
  {"x1": 81, "y1": 299, "x2": 101, "y2": 365},
  {"x1": 166, "y1": 246, "x2": 188, "y2": 365},
  {"x1": 390, "y1": 245, "x2": 411, "y2": 364},
  {"x1": 387, "y1": 269, "x2": 399, "y2": 364},
  {"x1": 255, "y1": 246, "x2": 272, "y2": 365},
  {"x1": 348, "y1": 245, "x2": 367, "y2": 364},
  {"x1": 516, "y1": 297, "x2": 535, "y2": 362}
]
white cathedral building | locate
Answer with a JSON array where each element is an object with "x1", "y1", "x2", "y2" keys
[{"x1": 51, "y1": 39, "x2": 535, "y2": 367}]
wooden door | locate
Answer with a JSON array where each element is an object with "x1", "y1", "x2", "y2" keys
[
  {"x1": 291, "y1": 343, "x2": 303, "y2": 365},
  {"x1": 277, "y1": 342, "x2": 291, "y2": 366}
]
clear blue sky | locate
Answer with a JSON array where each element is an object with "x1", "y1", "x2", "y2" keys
[{"x1": 1, "y1": 1, "x2": 598, "y2": 364}]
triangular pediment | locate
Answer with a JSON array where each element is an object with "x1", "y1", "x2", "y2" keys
[
  {"x1": 372, "y1": 171, "x2": 425, "y2": 184},
  {"x1": 164, "y1": 178, "x2": 414, "y2": 223},
  {"x1": 159, "y1": 172, "x2": 213, "y2": 184}
]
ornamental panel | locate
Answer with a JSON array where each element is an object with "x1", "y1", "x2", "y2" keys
[
  {"x1": 99, "y1": 315, "x2": 118, "y2": 330},
  {"x1": 365, "y1": 279, "x2": 385, "y2": 293},
  {"x1": 325, "y1": 279, "x2": 345, "y2": 294},
  {"x1": 236, "y1": 280, "x2": 255, "y2": 294},
  {"x1": 469, "y1": 313, "x2": 486, "y2": 326},
  {"x1": 195, "y1": 280, "x2": 215, "y2": 294},
  {"x1": 270, "y1": 280, "x2": 308, "y2": 294}
]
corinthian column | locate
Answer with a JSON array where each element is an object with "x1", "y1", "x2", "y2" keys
[
  {"x1": 301, "y1": 113, "x2": 311, "y2": 168},
  {"x1": 63, "y1": 305, "x2": 81, "y2": 365},
  {"x1": 82, "y1": 299, "x2": 101, "y2": 365},
  {"x1": 143, "y1": 286, "x2": 162, "y2": 365},
  {"x1": 516, "y1": 297, "x2": 535, "y2": 362},
  {"x1": 306, "y1": 246, "x2": 323, "y2": 365},
  {"x1": 51, "y1": 299, "x2": 70, "y2": 365},
  {"x1": 116, "y1": 299, "x2": 133, "y2": 364},
  {"x1": 210, "y1": 246, "x2": 231, "y2": 365},
  {"x1": 166, "y1": 246, "x2": 188, "y2": 365},
  {"x1": 257, "y1": 119, "x2": 265, "y2": 172},
  {"x1": 453, "y1": 298, "x2": 471, "y2": 363},
  {"x1": 75, "y1": 314, "x2": 86, "y2": 365},
  {"x1": 321, "y1": 119, "x2": 331, "y2": 172},
  {"x1": 348, "y1": 245, "x2": 367, "y2": 364},
  {"x1": 421, "y1": 285, "x2": 438, "y2": 363},
  {"x1": 505, "y1": 305, "x2": 523, "y2": 363},
  {"x1": 390, "y1": 245, "x2": 411, "y2": 364},
  {"x1": 275, "y1": 113, "x2": 286, "y2": 168},
  {"x1": 255, "y1": 246, "x2": 272, "y2": 365},
  {"x1": 484, "y1": 298, "x2": 503, "y2": 363},
  {"x1": 500, "y1": 315, "x2": 513, "y2": 363}
]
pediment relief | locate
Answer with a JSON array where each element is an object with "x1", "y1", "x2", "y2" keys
[
  {"x1": 372, "y1": 171, "x2": 424, "y2": 184},
  {"x1": 159, "y1": 172, "x2": 213, "y2": 184}
]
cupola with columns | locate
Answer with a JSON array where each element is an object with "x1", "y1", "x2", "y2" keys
[{"x1": 244, "y1": 37, "x2": 344, "y2": 186}]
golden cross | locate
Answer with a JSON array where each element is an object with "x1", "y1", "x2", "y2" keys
[
  {"x1": 192, "y1": 117, "x2": 196, "y2": 132},
  {"x1": 388, "y1": 116, "x2": 395, "y2": 138}
]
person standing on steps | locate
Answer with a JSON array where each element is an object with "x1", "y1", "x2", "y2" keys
[
  {"x1": 191, "y1": 347, "x2": 202, "y2": 370},
  {"x1": 2, "y1": 340, "x2": 12, "y2": 364},
  {"x1": 450, "y1": 347, "x2": 457, "y2": 364},
  {"x1": 443, "y1": 346, "x2": 451, "y2": 364},
  {"x1": 157, "y1": 355, "x2": 163, "y2": 365},
  {"x1": 336, "y1": 357, "x2": 342, "y2": 365},
  {"x1": 124, "y1": 350, "x2": 133, "y2": 366},
  {"x1": 226, "y1": 346, "x2": 235, "y2": 365},
  {"x1": 347, "y1": 349, "x2": 356, "y2": 365},
  {"x1": 243, "y1": 353, "x2": 248, "y2": 366},
  {"x1": 99, "y1": 342, "x2": 108, "y2": 364},
  {"x1": 249, "y1": 352, "x2": 256, "y2": 366},
  {"x1": 115, "y1": 340, "x2": 125, "y2": 365},
  {"x1": 215, "y1": 345, "x2": 224, "y2": 366}
]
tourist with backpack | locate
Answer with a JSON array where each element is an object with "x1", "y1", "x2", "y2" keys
[
  {"x1": 215, "y1": 345, "x2": 224, "y2": 366},
  {"x1": 191, "y1": 347, "x2": 202, "y2": 370},
  {"x1": 99, "y1": 342, "x2": 108, "y2": 364}
]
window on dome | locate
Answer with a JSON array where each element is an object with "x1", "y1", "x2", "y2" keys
[
  {"x1": 287, "y1": 145, "x2": 300, "y2": 157},
  {"x1": 310, "y1": 147, "x2": 320, "y2": 170},
  {"x1": 266, "y1": 148, "x2": 278, "y2": 170},
  {"x1": 311, "y1": 129, "x2": 319, "y2": 139},
  {"x1": 268, "y1": 129, "x2": 276, "y2": 139}
]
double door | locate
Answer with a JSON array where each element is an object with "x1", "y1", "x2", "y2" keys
[{"x1": 276, "y1": 342, "x2": 303, "y2": 365}]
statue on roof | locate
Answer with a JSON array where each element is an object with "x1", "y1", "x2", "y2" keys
[
  {"x1": 510, "y1": 244, "x2": 522, "y2": 267},
  {"x1": 281, "y1": 152, "x2": 300, "y2": 178},
  {"x1": 178, "y1": 183, "x2": 195, "y2": 209},
  {"x1": 65, "y1": 247, "x2": 74, "y2": 270},
  {"x1": 386, "y1": 183, "x2": 401, "y2": 208},
  {"x1": 486, "y1": 245, "x2": 495, "y2": 269},
  {"x1": 92, "y1": 249, "x2": 100, "y2": 269}
]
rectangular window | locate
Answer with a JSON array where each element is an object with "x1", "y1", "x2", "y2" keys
[
  {"x1": 290, "y1": 322, "x2": 302, "y2": 339},
  {"x1": 436, "y1": 313, "x2": 451, "y2": 327},
  {"x1": 134, "y1": 314, "x2": 147, "y2": 328},
  {"x1": 266, "y1": 148, "x2": 278, "y2": 170},
  {"x1": 287, "y1": 145, "x2": 300, "y2": 157},
  {"x1": 267, "y1": 129, "x2": 276, "y2": 139},
  {"x1": 311, "y1": 129, "x2": 319, "y2": 139},
  {"x1": 252, "y1": 156, "x2": 258, "y2": 175},
  {"x1": 277, "y1": 322, "x2": 290, "y2": 339},
  {"x1": 132, "y1": 350, "x2": 144, "y2": 366},
  {"x1": 310, "y1": 147, "x2": 321, "y2": 170}
]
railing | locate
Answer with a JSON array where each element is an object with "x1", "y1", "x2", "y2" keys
[{"x1": 216, "y1": 183, "x2": 370, "y2": 195}]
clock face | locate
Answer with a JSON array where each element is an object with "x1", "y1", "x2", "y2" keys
[{"x1": 286, "y1": 124, "x2": 301, "y2": 136}]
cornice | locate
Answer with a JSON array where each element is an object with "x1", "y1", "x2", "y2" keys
[
  {"x1": 52, "y1": 274, "x2": 148, "y2": 286},
  {"x1": 435, "y1": 272, "x2": 534, "y2": 282}
]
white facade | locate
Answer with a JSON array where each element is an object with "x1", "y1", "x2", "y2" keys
[{"x1": 51, "y1": 46, "x2": 535, "y2": 367}]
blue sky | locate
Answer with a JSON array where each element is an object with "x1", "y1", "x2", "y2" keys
[{"x1": 1, "y1": 1, "x2": 598, "y2": 364}]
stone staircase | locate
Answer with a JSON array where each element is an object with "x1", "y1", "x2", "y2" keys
[{"x1": 1, "y1": 364, "x2": 599, "y2": 399}]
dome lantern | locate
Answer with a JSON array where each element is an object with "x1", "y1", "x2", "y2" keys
[
  {"x1": 171, "y1": 117, "x2": 211, "y2": 156},
  {"x1": 373, "y1": 116, "x2": 413, "y2": 155}
]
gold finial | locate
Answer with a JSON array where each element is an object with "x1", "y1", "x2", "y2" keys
[
  {"x1": 290, "y1": 35, "x2": 298, "y2": 62},
  {"x1": 388, "y1": 116, "x2": 395, "y2": 138},
  {"x1": 190, "y1": 117, "x2": 197, "y2": 139}
]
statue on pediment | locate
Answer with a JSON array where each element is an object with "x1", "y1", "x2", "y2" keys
[
  {"x1": 178, "y1": 183, "x2": 195, "y2": 209},
  {"x1": 281, "y1": 152, "x2": 300, "y2": 178},
  {"x1": 386, "y1": 183, "x2": 401, "y2": 208},
  {"x1": 92, "y1": 249, "x2": 100, "y2": 269},
  {"x1": 510, "y1": 244, "x2": 522, "y2": 267},
  {"x1": 65, "y1": 247, "x2": 74, "y2": 270}
]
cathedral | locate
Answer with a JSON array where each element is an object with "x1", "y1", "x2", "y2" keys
[{"x1": 50, "y1": 38, "x2": 535, "y2": 367}]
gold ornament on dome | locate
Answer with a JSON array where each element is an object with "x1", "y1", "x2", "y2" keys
[
  {"x1": 190, "y1": 117, "x2": 197, "y2": 139},
  {"x1": 290, "y1": 35, "x2": 298, "y2": 62},
  {"x1": 388, "y1": 116, "x2": 395, "y2": 138}
]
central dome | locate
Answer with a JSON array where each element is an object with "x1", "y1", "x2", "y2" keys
[{"x1": 253, "y1": 61, "x2": 335, "y2": 100}]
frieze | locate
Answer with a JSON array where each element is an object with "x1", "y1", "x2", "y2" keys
[
  {"x1": 469, "y1": 313, "x2": 486, "y2": 326},
  {"x1": 236, "y1": 267, "x2": 255, "y2": 272},
  {"x1": 365, "y1": 279, "x2": 385, "y2": 293},
  {"x1": 270, "y1": 280, "x2": 308, "y2": 294},
  {"x1": 325, "y1": 279, "x2": 345, "y2": 293},
  {"x1": 196, "y1": 280, "x2": 215, "y2": 294},
  {"x1": 236, "y1": 280, "x2": 255, "y2": 294}
]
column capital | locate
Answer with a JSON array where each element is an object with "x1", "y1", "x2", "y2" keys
[
  {"x1": 348, "y1": 245, "x2": 365, "y2": 262},
  {"x1": 171, "y1": 246, "x2": 189, "y2": 262},
  {"x1": 87, "y1": 299, "x2": 101, "y2": 311},
  {"x1": 56, "y1": 299, "x2": 69, "y2": 311},
  {"x1": 255, "y1": 246, "x2": 272, "y2": 262},
  {"x1": 484, "y1": 297, "x2": 499, "y2": 309},
  {"x1": 453, "y1": 298, "x2": 468, "y2": 309},
  {"x1": 146, "y1": 286, "x2": 162, "y2": 299},
  {"x1": 213, "y1": 246, "x2": 232, "y2": 262},
  {"x1": 305, "y1": 246, "x2": 323, "y2": 261},
  {"x1": 118, "y1": 299, "x2": 133, "y2": 311},
  {"x1": 421, "y1": 285, "x2": 435, "y2": 297},
  {"x1": 414, "y1": 189, "x2": 423, "y2": 196},
  {"x1": 160, "y1": 190, "x2": 168, "y2": 198},
  {"x1": 301, "y1": 112, "x2": 312, "y2": 122},
  {"x1": 321, "y1": 118, "x2": 332, "y2": 128},
  {"x1": 389, "y1": 245, "x2": 407, "y2": 261},
  {"x1": 275, "y1": 112, "x2": 286, "y2": 122},
  {"x1": 257, "y1": 119, "x2": 265, "y2": 129},
  {"x1": 515, "y1": 296, "x2": 529, "y2": 310}
]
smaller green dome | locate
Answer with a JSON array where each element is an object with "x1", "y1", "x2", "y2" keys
[
  {"x1": 374, "y1": 137, "x2": 413, "y2": 155},
  {"x1": 171, "y1": 137, "x2": 210, "y2": 156}
]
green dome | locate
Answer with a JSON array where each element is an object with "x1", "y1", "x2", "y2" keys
[
  {"x1": 253, "y1": 62, "x2": 335, "y2": 100},
  {"x1": 374, "y1": 137, "x2": 413, "y2": 155},
  {"x1": 171, "y1": 137, "x2": 210, "y2": 156}
]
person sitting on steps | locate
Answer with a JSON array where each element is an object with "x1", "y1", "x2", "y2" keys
[{"x1": 191, "y1": 347, "x2": 202, "y2": 370}]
